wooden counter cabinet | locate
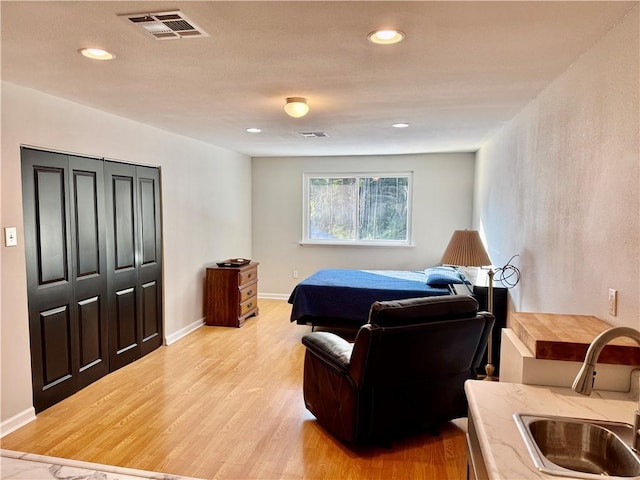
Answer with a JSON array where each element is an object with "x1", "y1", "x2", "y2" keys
[{"x1": 205, "y1": 262, "x2": 259, "y2": 327}]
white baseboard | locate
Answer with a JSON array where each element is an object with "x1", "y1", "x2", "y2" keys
[
  {"x1": 164, "y1": 318, "x2": 205, "y2": 346},
  {"x1": 258, "y1": 293, "x2": 289, "y2": 300},
  {"x1": 1, "y1": 407, "x2": 36, "y2": 438}
]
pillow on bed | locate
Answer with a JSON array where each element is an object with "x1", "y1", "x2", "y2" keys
[{"x1": 424, "y1": 266, "x2": 465, "y2": 286}]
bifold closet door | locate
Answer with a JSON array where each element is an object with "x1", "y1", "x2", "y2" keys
[
  {"x1": 23, "y1": 149, "x2": 163, "y2": 411},
  {"x1": 136, "y1": 165, "x2": 163, "y2": 357},
  {"x1": 104, "y1": 162, "x2": 163, "y2": 371},
  {"x1": 22, "y1": 149, "x2": 109, "y2": 412}
]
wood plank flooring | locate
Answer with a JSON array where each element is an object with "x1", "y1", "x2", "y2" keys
[{"x1": 1, "y1": 299, "x2": 468, "y2": 480}]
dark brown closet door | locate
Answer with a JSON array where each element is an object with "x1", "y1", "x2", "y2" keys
[
  {"x1": 136, "y1": 166, "x2": 163, "y2": 356},
  {"x1": 23, "y1": 150, "x2": 163, "y2": 410},
  {"x1": 104, "y1": 162, "x2": 163, "y2": 370},
  {"x1": 69, "y1": 155, "x2": 109, "y2": 389},
  {"x1": 22, "y1": 148, "x2": 108, "y2": 412}
]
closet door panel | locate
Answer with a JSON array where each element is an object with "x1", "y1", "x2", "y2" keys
[
  {"x1": 113, "y1": 176, "x2": 136, "y2": 270},
  {"x1": 74, "y1": 172, "x2": 100, "y2": 276},
  {"x1": 115, "y1": 287, "x2": 138, "y2": 353},
  {"x1": 77, "y1": 296, "x2": 101, "y2": 368},
  {"x1": 105, "y1": 162, "x2": 141, "y2": 370},
  {"x1": 22, "y1": 149, "x2": 77, "y2": 412},
  {"x1": 35, "y1": 168, "x2": 68, "y2": 284},
  {"x1": 139, "y1": 178, "x2": 157, "y2": 265},
  {"x1": 69, "y1": 155, "x2": 109, "y2": 388},
  {"x1": 40, "y1": 305, "x2": 73, "y2": 388},
  {"x1": 137, "y1": 167, "x2": 163, "y2": 354},
  {"x1": 141, "y1": 280, "x2": 158, "y2": 342}
]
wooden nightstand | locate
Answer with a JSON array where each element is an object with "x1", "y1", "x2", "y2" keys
[{"x1": 205, "y1": 262, "x2": 259, "y2": 327}]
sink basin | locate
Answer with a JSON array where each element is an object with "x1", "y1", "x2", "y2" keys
[{"x1": 514, "y1": 413, "x2": 640, "y2": 479}]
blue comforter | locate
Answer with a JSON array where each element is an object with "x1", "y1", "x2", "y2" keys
[{"x1": 288, "y1": 269, "x2": 452, "y2": 324}]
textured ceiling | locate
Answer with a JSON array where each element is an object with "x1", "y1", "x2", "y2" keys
[{"x1": 1, "y1": 1, "x2": 636, "y2": 157}]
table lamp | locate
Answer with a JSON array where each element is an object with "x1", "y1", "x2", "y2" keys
[{"x1": 441, "y1": 230, "x2": 497, "y2": 381}]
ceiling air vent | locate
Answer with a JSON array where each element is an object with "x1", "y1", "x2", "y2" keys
[
  {"x1": 299, "y1": 132, "x2": 329, "y2": 138},
  {"x1": 119, "y1": 10, "x2": 209, "y2": 40}
]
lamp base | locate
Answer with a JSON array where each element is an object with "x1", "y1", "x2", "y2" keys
[{"x1": 482, "y1": 363, "x2": 498, "y2": 381}]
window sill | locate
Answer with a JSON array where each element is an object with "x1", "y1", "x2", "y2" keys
[{"x1": 299, "y1": 241, "x2": 415, "y2": 248}]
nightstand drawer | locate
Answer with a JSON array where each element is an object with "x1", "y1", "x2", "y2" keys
[
  {"x1": 239, "y1": 282, "x2": 257, "y2": 303},
  {"x1": 239, "y1": 266, "x2": 258, "y2": 286},
  {"x1": 240, "y1": 296, "x2": 258, "y2": 317}
]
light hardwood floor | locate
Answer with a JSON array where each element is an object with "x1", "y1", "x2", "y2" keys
[{"x1": 1, "y1": 299, "x2": 468, "y2": 480}]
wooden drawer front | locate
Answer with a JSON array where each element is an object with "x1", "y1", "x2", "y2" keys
[
  {"x1": 240, "y1": 296, "x2": 258, "y2": 317},
  {"x1": 239, "y1": 282, "x2": 257, "y2": 303},
  {"x1": 238, "y1": 266, "x2": 257, "y2": 286}
]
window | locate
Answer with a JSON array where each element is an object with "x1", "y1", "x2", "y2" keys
[{"x1": 303, "y1": 172, "x2": 412, "y2": 245}]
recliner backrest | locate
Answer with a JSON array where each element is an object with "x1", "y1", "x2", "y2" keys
[
  {"x1": 349, "y1": 295, "x2": 493, "y2": 388},
  {"x1": 368, "y1": 294, "x2": 479, "y2": 327}
]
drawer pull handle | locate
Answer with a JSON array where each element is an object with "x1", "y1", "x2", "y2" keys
[
  {"x1": 248, "y1": 273, "x2": 253, "y2": 278},
  {"x1": 247, "y1": 290, "x2": 253, "y2": 296},
  {"x1": 247, "y1": 302, "x2": 252, "y2": 308}
]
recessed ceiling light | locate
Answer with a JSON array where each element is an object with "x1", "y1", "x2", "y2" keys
[
  {"x1": 246, "y1": 128, "x2": 262, "y2": 133},
  {"x1": 78, "y1": 48, "x2": 116, "y2": 60},
  {"x1": 367, "y1": 29, "x2": 405, "y2": 45},
  {"x1": 392, "y1": 123, "x2": 410, "y2": 128}
]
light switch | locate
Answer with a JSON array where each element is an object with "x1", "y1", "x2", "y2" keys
[{"x1": 5, "y1": 227, "x2": 17, "y2": 247}]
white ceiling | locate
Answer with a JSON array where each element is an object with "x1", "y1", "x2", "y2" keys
[{"x1": 1, "y1": 1, "x2": 636, "y2": 157}]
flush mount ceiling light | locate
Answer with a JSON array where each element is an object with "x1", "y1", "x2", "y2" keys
[
  {"x1": 284, "y1": 97, "x2": 309, "y2": 118},
  {"x1": 78, "y1": 48, "x2": 116, "y2": 60},
  {"x1": 246, "y1": 128, "x2": 262, "y2": 133},
  {"x1": 367, "y1": 29, "x2": 405, "y2": 45},
  {"x1": 392, "y1": 123, "x2": 410, "y2": 128}
]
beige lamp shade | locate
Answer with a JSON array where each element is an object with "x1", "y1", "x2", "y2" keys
[{"x1": 441, "y1": 230, "x2": 491, "y2": 267}]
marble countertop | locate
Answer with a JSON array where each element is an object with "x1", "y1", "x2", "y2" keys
[
  {"x1": 0, "y1": 450, "x2": 205, "y2": 480},
  {"x1": 464, "y1": 380, "x2": 637, "y2": 480}
]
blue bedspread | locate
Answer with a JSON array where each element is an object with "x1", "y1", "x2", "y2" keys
[{"x1": 288, "y1": 269, "x2": 451, "y2": 324}]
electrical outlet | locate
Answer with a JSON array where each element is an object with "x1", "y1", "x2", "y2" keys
[
  {"x1": 608, "y1": 288, "x2": 617, "y2": 316},
  {"x1": 292, "y1": 270, "x2": 299, "y2": 279}
]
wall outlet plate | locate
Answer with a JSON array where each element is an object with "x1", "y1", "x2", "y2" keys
[{"x1": 608, "y1": 288, "x2": 617, "y2": 316}]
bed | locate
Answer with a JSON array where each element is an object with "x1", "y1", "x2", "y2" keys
[{"x1": 288, "y1": 266, "x2": 469, "y2": 328}]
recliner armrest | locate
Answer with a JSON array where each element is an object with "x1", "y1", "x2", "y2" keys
[{"x1": 302, "y1": 332, "x2": 354, "y2": 374}]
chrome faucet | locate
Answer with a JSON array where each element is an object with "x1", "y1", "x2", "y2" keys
[{"x1": 572, "y1": 326, "x2": 640, "y2": 452}]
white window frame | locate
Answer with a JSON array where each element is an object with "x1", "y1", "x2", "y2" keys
[{"x1": 301, "y1": 172, "x2": 413, "y2": 246}]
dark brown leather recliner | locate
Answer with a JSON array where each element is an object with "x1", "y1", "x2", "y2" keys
[{"x1": 301, "y1": 295, "x2": 495, "y2": 445}]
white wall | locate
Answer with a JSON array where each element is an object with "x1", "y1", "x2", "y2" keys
[
  {"x1": 1, "y1": 82, "x2": 252, "y2": 427},
  {"x1": 252, "y1": 153, "x2": 475, "y2": 296},
  {"x1": 474, "y1": 7, "x2": 639, "y2": 327}
]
